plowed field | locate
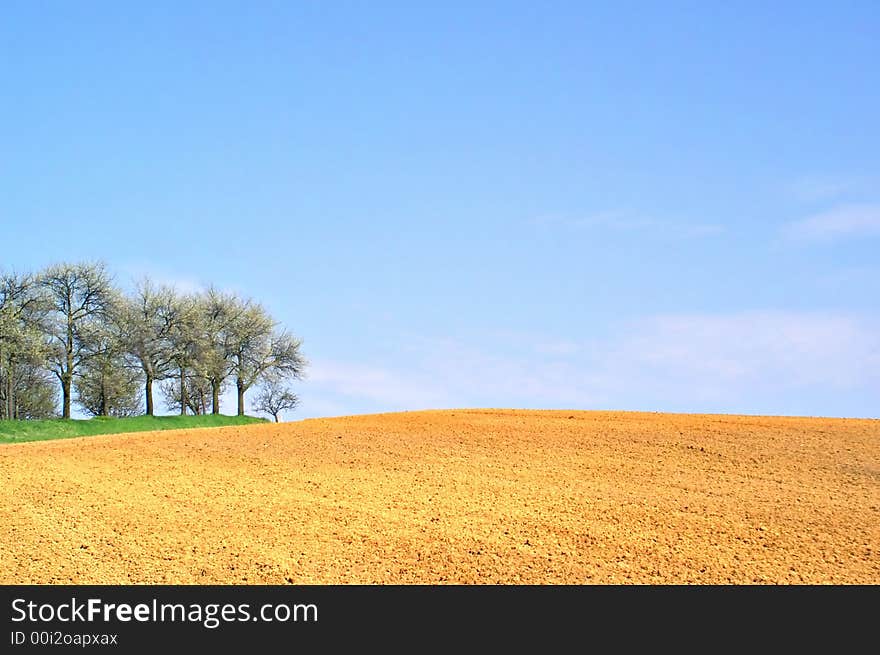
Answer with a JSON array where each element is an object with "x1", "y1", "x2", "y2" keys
[{"x1": 1, "y1": 410, "x2": 877, "y2": 584}]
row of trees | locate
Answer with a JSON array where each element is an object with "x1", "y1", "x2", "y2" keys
[{"x1": 0, "y1": 262, "x2": 306, "y2": 421}]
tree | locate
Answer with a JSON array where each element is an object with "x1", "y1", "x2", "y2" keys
[
  {"x1": 161, "y1": 375, "x2": 212, "y2": 415},
  {"x1": 196, "y1": 288, "x2": 243, "y2": 415},
  {"x1": 0, "y1": 272, "x2": 53, "y2": 419},
  {"x1": 74, "y1": 310, "x2": 142, "y2": 417},
  {"x1": 39, "y1": 262, "x2": 116, "y2": 419},
  {"x1": 165, "y1": 293, "x2": 202, "y2": 416},
  {"x1": 6, "y1": 363, "x2": 57, "y2": 419},
  {"x1": 254, "y1": 379, "x2": 299, "y2": 422},
  {"x1": 75, "y1": 357, "x2": 142, "y2": 417},
  {"x1": 227, "y1": 301, "x2": 307, "y2": 415},
  {"x1": 124, "y1": 279, "x2": 179, "y2": 416}
]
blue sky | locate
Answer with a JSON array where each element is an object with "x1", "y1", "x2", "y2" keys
[{"x1": 2, "y1": 2, "x2": 878, "y2": 419}]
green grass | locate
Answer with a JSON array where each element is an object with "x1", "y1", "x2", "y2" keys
[{"x1": 0, "y1": 414, "x2": 268, "y2": 444}]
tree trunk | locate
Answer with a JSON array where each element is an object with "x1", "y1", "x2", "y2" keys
[
  {"x1": 6, "y1": 368, "x2": 13, "y2": 420},
  {"x1": 1, "y1": 347, "x2": 8, "y2": 420},
  {"x1": 145, "y1": 375, "x2": 154, "y2": 416},
  {"x1": 100, "y1": 371, "x2": 108, "y2": 416},
  {"x1": 179, "y1": 368, "x2": 187, "y2": 416},
  {"x1": 236, "y1": 379, "x2": 245, "y2": 416},
  {"x1": 3, "y1": 357, "x2": 11, "y2": 420},
  {"x1": 0, "y1": 345, "x2": 5, "y2": 419},
  {"x1": 211, "y1": 381, "x2": 220, "y2": 415},
  {"x1": 64, "y1": 316, "x2": 74, "y2": 419},
  {"x1": 62, "y1": 376, "x2": 71, "y2": 419},
  {"x1": 273, "y1": 413, "x2": 280, "y2": 423}
]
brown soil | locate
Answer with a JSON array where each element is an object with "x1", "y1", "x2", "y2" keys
[{"x1": 1, "y1": 409, "x2": 877, "y2": 584}]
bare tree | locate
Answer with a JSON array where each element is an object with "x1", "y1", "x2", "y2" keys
[
  {"x1": 1, "y1": 275, "x2": 35, "y2": 417},
  {"x1": 161, "y1": 375, "x2": 212, "y2": 416},
  {"x1": 11, "y1": 364, "x2": 58, "y2": 419},
  {"x1": 227, "y1": 301, "x2": 307, "y2": 415},
  {"x1": 254, "y1": 378, "x2": 299, "y2": 422},
  {"x1": 0, "y1": 272, "x2": 54, "y2": 419},
  {"x1": 76, "y1": 355, "x2": 143, "y2": 417},
  {"x1": 196, "y1": 288, "x2": 244, "y2": 415},
  {"x1": 75, "y1": 308, "x2": 142, "y2": 417},
  {"x1": 39, "y1": 262, "x2": 117, "y2": 418},
  {"x1": 165, "y1": 293, "x2": 203, "y2": 415},
  {"x1": 124, "y1": 279, "x2": 179, "y2": 415}
]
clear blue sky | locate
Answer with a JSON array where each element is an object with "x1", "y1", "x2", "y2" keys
[{"x1": 2, "y1": 2, "x2": 878, "y2": 419}]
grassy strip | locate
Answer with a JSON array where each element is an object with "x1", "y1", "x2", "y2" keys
[{"x1": 0, "y1": 414, "x2": 268, "y2": 444}]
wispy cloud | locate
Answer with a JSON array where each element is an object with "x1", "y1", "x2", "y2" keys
[
  {"x1": 533, "y1": 339, "x2": 581, "y2": 356},
  {"x1": 568, "y1": 210, "x2": 656, "y2": 231},
  {"x1": 118, "y1": 262, "x2": 206, "y2": 295},
  {"x1": 531, "y1": 211, "x2": 724, "y2": 238},
  {"x1": 307, "y1": 360, "x2": 454, "y2": 410},
  {"x1": 613, "y1": 312, "x2": 879, "y2": 391},
  {"x1": 787, "y1": 176, "x2": 871, "y2": 203},
  {"x1": 118, "y1": 261, "x2": 251, "y2": 297},
  {"x1": 784, "y1": 203, "x2": 880, "y2": 241},
  {"x1": 299, "y1": 341, "x2": 609, "y2": 418},
  {"x1": 299, "y1": 312, "x2": 880, "y2": 419}
]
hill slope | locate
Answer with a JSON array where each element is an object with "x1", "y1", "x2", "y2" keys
[
  {"x1": 1, "y1": 409, "x2": 877, "y2": 584},
  {"x1": 0, "y1": 414, "x2": 267, "y2": 443}
]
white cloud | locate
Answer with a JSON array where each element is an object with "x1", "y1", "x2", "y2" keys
[
  {"x1": 571, "y1": 210, "x2": 656, "y2": 230},
  {"x1": 307, "y1": 360, "x2": 453, "y2": 410},
  {"x1": 788, "y1": 176, "x2": 864, "y2": 203},
  {"x1": 613, "y1": 312, "x2": 879, "y2": 391},
  {"x1": 149, "y1": 275, "x2": 205, "y2": 295},
  {"x1": 291, "y1": 396, "x2": 353, "y2": 420},
  {"x1": 531, "y1": 211, "x2": 723, "y2": 238},
  {"x1": 534, "y1": 339, "x2": 581, "y2": 356},
  {"x1": 413, "y1": 336, "x2": 610, "y2": 408},
  {"x1": 785, "y1": 203, "x2": 880, "y2": 241},
  {"x1": 118, "y1": 262, "x2": 206, "y2": 295},
  {"x1": 299, "y1": 312, "x2": 880, "y2": 418}
]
